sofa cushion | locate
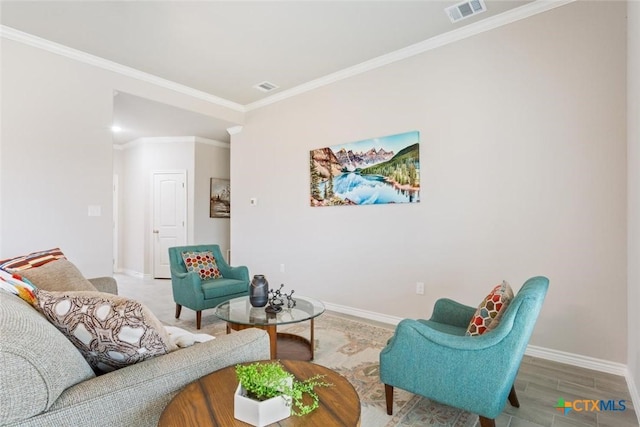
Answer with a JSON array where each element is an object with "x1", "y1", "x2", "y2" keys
[
  {"x1": 466, "y1": 281, "x2": 514, "y2": 336},
  {"x1": 202, "y1": 278, "x2": 248, "y2": 299},
  {"x1": 19, "y1": 259, "x2": 98, "y2": 292},
  {"x1": 182, "y1": 251, "x2": 223, "y2": 280},
  {"x1": 34, "y1": 290, "x2": 178, "y2": 372},
  {"x1": 0, "y1": 290, "x2": 96, "y2": 423},
  {"x1": 0, "y1": 247, "x2": 66, "y2": 272}
]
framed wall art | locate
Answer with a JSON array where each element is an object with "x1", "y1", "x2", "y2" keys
[
  {"x1": 210, "y1": 178, "x2": 230, "y2": 218},
  {"x1": 310, "y1": 130, "x2": 420, "y2": 207}
]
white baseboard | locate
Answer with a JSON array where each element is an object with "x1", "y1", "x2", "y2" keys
[
  {"x1": 626, "y1": 373, "x2": 640, "y2": 425},
  {"x1": 120, "y1": 269, "x2": 145, "y2": 279},
  {"x1": 323, "y1": 301, "x2": 402, "y2": 326},
  {"x1": 525, "y1": 344, "x2": 628, "y2": 376}
]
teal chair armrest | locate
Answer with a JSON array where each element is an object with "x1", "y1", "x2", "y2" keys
[
  {"x1": 218, "y1": 264, "x2": 249, "y2": 282},
  {"x1": 430, "y1": 298, "x2": 476, "y2": 328},
  {"x1": 384, "y1": 318, "x2": 512, "y2": 353},
  {"x1": 171, "y1": 269, "x2": 204, "y2": 300}
]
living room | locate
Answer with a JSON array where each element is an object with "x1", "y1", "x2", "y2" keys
[{"x1": 1, "y1": 0, "x2": 639, "y2": 425}]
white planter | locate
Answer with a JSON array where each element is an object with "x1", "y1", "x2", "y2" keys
[{"x1": 234, "y1": 383, "x2": 292, "y2": 427}]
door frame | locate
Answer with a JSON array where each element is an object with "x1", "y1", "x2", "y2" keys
[
  {"x1": 151, "y1": 170, "x2": 188, "y2": 278},
  {"x1": 113, "y1": 174, "x2": 119, "y2": 272}
]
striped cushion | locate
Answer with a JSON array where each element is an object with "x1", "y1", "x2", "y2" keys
[{"x1": 0, "y1": 248, "x2": 66, "y2": 272}]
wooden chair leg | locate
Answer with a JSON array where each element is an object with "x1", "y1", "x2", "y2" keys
[
  {"x1": 385, "y1": 384, "x2": 394, "y2": 415},
  {"x1": 175, "y1": 304, "x2": 182, "y2": 319},
  {"x1": 479, "y1": 416, "x2": 496, "y2": 427},
  {"x1": 508, "y1": 385, "x2": 520, "y2": 408},
  {"x1": 196, "y1": 311, "x2": 202, "y2": 330}
]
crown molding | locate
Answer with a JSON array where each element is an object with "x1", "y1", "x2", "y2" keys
[
  {"x1": 118, "y1": 136, "x2": 229, "y2": 150},
  {"x1": 244, "y1": 0, "x2": 575, "y2": 111},
  {"x1": 195, "y1": 136, "x2": 230, "y2": 148},
  {"x1": 0, "y1": 25, "x2": 245, "y2": 113},
  {"x1": 226, "y1": 126, "x2": 243, "y2": 135}
]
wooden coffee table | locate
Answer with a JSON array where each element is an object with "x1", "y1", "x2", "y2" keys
[{"x1": 158, "y1": 360, "x2": 361, "y2": 427}]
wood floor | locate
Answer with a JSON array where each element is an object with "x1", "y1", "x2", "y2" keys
[{"x1": 115, "y1": 274, "x2": 638, "y2": 427}]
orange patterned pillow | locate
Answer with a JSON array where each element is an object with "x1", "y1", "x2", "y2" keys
[
  {"x1": 466, "y1": 281, "x2": 514, "y2": 336},
  {"x1": 181, "y1": 251, "x2": 222, "y2": 280}
]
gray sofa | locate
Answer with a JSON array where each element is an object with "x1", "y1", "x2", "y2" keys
[{"x1": 0, "y1": 277, "x2": 270, "y2": 427}]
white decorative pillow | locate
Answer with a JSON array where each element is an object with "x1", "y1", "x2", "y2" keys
[
  {"x1": 33, "y1": 290, "x2": 178, "y2": 372},
  {"x1": 165, "y1": 325, "x2": 215, "y2": 348}
]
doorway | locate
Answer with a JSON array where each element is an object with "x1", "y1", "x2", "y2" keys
[{"x1": 152, "y1": 171, "x2": 187, "y2": 278}]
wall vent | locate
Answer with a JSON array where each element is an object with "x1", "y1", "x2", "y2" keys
[
  {"x1": 253, "y1": 81, "x2": 279, "y2": 92},
  {"x1": 445, "y1": 0, "x2": 487, "y2": 23}
]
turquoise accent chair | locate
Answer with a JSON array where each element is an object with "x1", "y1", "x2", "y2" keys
[
  {"x1": 380, "y1": 276, "x2": 549, "y2": 427},
  {"x1": 168, "y1": 244, "x2": 250, "y2": 329}
]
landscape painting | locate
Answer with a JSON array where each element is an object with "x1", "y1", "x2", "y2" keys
[
  {"x1": 310, "y1": 131, "x2": 420, "y2": 207},
  {"x1": 210, "y1": 178, "x2": 230, "y2": 218}
]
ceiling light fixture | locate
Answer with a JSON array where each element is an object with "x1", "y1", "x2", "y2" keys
[{"x1": 111, "y1": 125, "x2": 122, "y2": 133}]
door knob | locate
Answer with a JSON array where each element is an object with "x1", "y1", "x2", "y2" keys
[{"x1": 153, "y1": 230, "x2": 159, "y2": 234}]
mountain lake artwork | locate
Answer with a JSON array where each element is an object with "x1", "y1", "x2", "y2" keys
[{"x1": 310, "y1": 131, "x2": 420, "y2": 207}]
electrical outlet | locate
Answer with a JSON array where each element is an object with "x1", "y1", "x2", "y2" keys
[
  {"x1": 416, "y1": 282, "x2": 425, "y2": 295},
  {"x1": 280, "y1": 264, "x2": 285, "y2": 273}
]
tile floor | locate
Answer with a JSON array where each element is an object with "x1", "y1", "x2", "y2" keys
[{"x1": 115, "y1": 274, "x2": 638, "y2": 427}]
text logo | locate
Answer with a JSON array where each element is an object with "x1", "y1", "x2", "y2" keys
[{"x1": 555, "y1": 398, "x2": 626, "y2": 415}]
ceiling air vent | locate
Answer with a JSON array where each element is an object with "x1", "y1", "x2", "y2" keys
[
  {"x1": 445, "y1": 0, "x2": 487, "y2": 23},
  {"x1": 253, "y1": 81, "x2": 279, "y2": 92}
]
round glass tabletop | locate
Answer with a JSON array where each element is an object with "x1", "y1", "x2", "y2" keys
[{"x1": 214, "y1": 295, "x2": 325, "y2": 327}]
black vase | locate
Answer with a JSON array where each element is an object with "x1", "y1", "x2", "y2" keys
[{"x1": 249, "y1": 275, "x2": 269, "y2": 307}]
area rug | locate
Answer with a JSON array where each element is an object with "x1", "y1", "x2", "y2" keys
[{"x1": 193, "y1": 312, "x2": 478, "y2": 427}]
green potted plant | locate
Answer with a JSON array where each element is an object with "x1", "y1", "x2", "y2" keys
[{"x1": 234, "y1": 361, "x2": 332, "y2": 426}]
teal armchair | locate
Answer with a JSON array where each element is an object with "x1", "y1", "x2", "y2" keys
[
  {"x1": 168, "y1": 244, "x2": 250, "y2": 329},
  {"x1": 380, "y1": 276, "x2": 549, "y2": 427}
]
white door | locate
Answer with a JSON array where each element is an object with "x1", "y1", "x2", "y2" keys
[{"x1": 153, "y1": 172, "x2": 187, "y2": 279}]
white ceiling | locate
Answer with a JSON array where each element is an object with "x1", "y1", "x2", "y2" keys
[{"x1": 0, "y1": 0, "x2": 537, "y2": 143}]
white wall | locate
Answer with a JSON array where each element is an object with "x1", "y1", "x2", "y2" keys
[
  {"x1": 194, "y1": 140, "x2": 231, "y2": 255},
  {"x1": 232, "y1": 1, "x2": 628, "y2": 362},
  {"x1": 0, "y1": 39, "x2": 241, "y2": 277},
  {"x1": 628, "y1": 0, "x2": 640, "y2": 392},
  {"x1": 0, "y1": 40, "x2": 113, "y2": 276}
]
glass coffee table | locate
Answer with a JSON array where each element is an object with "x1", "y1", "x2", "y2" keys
[{"x1": 214, "y1": 296, "x2": 325, "y2": 360}]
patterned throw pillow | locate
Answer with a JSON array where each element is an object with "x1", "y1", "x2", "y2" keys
[
  {"x1": 0, "y1": 269, "x2": 37, "y2": 305},
  {"x1": 0, "y1": 248, "x2": 66, "y2": 272},
  {"x1": 466, "y1": 281, "x2": 514, "y2": 336},
  {"x1": 181, "y1": 251, "x2": 222, "y2": 280},
  {"x1": 33, "y1": 290, "x2": 177, "y2": 372}
]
